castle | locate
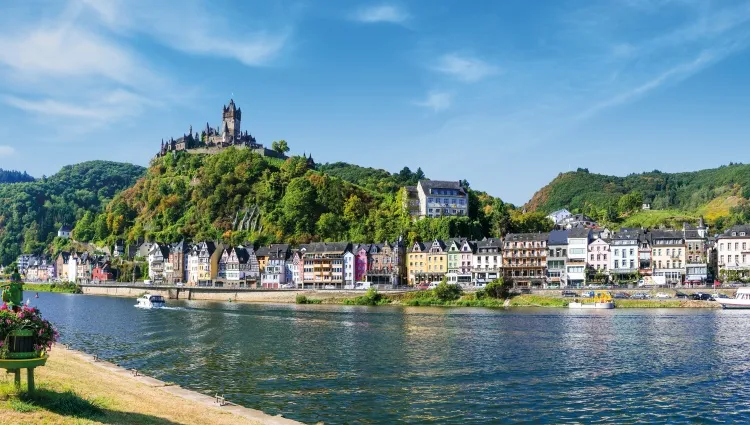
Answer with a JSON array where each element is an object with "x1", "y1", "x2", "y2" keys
[{"x1": 158, "y1": 99, "x2": 289, "y2": 160}]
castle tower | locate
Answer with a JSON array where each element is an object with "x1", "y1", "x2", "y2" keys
[{"x1": 222, "y1": 99, "x2": 241, "y2": 141}]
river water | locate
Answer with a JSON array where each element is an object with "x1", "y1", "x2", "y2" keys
[{"x1": 29, "y1": 292, "x2": 750, "y2": 424}]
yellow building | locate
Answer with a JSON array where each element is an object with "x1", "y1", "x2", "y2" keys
[
  {"x1": 426, "y1": 240, "x2": 448, "y2": 282},
  {"x1": 407, "y1": 242, "x2": 427, "y2": 285},
  {"x1": 650, "y1": 230, "x2": 685, "y2": 284}
]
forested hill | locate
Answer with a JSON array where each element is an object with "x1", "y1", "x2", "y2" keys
[
  {"x1": 524, "y1": 163, "x2": 750, "y2": 227},
  {"x1": 0, "y1": 161, "x2": 145, "y2": 264},
  {"x1": 0, "y1": 169, "x2": 35, "y2": 184},
  {"x1": 317, "y1": 162, "x2": 426, "y2": 193},
  {"x1": 74, "y1": 149, "x2": 551, "y2": 251}
]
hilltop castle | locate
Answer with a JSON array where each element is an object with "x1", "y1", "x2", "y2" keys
[{"x1": 157, "y1": 99, "x2": 289, "y2": 160}]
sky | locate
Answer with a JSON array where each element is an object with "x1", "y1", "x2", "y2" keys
[{"x1": 1, "y1": 0, "x2": 750, "y2": 205}]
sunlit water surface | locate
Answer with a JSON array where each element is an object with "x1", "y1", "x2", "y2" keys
[{"x1": 31, "y1": 293, "x2": 750, "y2": 424}]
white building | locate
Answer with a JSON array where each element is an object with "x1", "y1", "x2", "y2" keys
[
  {"x1": 717, "y1": 225, "x2": 750, "y2": 281},
  {"x1": 609, "y1": 231, "x2": 639, "y2": 281},
  {"x1": 147, "y1": 243, "x2": 169, "y2": 283},
  {"x1": 67, "y1": 255, "x2": 78, "y2": 284},
  {"x1": 343, "y1": 250, "x2": 355, "y2": 286},
  {"x1": 566, "y1": 228, "x2": 590, "y2": 286},
  {"x1": 547, "y1": 209, "x2": 572, "y2": 224},
  {"x1": 57, "y1": 225, "x2": 72, "y2": 239},
  {"x1": 472, "y1": 238, "x2": 502, "y2": 284},
  {"x1": 261, "y1": 244, "x2": 290, "y2": 288},
  {"x1": 408, "y1": 180, "x2": 469, "y2": 219}
]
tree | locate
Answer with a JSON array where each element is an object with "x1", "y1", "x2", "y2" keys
[
  {"x1": 316, "y1": 213, "x2": 346, "y2": 241},
  {"x1": 414, "y1": 167, "x2": 425, "y2": 181},
  {"x1": 617, "y1": 192, "x2": 643, "y2": 215},
  {"x1": 73, "y1": 211, "x2": 95, "y2": 242},
  {"x1": 271, "y1": 140, "x2": 290, "y2": 155}
]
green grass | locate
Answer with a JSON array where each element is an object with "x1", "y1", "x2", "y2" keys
[
  {"x1": 23, "y1": 282, "x2": 82, "y2": 294},
  {"x1": 507, "y1": 295, "x2": 569, "y2": 307},
  {"x1": 0, "y1": 381, "x2": 106, "y2": 418},
  {"x1": 620, "y1": 209, "x2": 700, "y2": 230},
  {"x1": 615, "y1": 299, "x2": 687, "y2": 308}
]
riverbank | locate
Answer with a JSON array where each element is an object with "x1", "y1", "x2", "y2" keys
[
  {"x1": 23, "y1": 282, "x2": 82, "y2": 294},
  {"x1": 0, "y1": 346, "x2": 303, "y2": 425},
  {"x1": 68, "y1": 283, "x2": 728, "y2": 308}
]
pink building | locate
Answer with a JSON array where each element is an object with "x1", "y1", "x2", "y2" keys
[
  {"x1": 354, "y1": 244, "x2": 369, "y2": 282},
  {"x1": 588, "y1": 237, "x2": 610, "y2": 272}
]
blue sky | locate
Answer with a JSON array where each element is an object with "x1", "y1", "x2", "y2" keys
[{"x1": 1, "y1": 0, "x2": 750, "y2": 204}]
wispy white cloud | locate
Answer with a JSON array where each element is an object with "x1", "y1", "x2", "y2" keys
[
  {"x1": 414, "y1": 91, "x2": 452, "y2": 112},
  {"x1": 80, "y1": 0, "x2": 291, "y2": 66},
  {"x1": 432, "y1": 53, "x2": 499, "y2": 82},
  {"x1": 351, "y1": 4, "x2": 409, "y2": 24},
  {"x1": 0, "y1": 145, "x2": 15, "y2": 157}
]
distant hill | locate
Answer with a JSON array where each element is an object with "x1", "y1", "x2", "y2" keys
[
  {"x1": 0, "y1": 161, "x2": 146, "y2": 264},
  {"x1": 524, "y1": 163, "x2": 750, "y2": 228},
  {"x1": 0, "y1": 169, "x2": 35, "y2": 184}
]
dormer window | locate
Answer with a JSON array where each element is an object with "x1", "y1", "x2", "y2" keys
[
  {"x1": 742, "y1": 232, "x2": 746, "y2": 237},
  {"x1": 733, "y1": 232, "x2": 737, "y2": 236}
]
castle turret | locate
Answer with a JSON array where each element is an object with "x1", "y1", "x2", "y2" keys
[{"x1": 222, "y1": 99, "x2": 241, "y2": 140}]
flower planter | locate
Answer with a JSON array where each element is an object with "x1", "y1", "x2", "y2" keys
[{"x1": 6, "y1": 329, "x2": 39, "y2": 359}]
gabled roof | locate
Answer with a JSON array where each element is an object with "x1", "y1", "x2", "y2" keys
[
  {"x1": 548, "y1": 230, "x2": 569, "y2": 245},
  {"x1": 417, "y1": 180, "x2": 467, "y2": 196},
  {"x1": 408, "y1": 242, "x2": 425, "y2": 253},
  {"x1": 267, "y1": 244, "x2": 291, "y2": 260},
  {"x1": 233, "y1": 247, "x2": 250, "y2": 263},
  {"x1": 304, "y1": 242, "x2": 350, "y2": 254},
  {"x1": 58, "y1": 225, "x2": 72, "y2": 232},
  {"x1": 505, "y1": 233, "x2": 548, "y2": 242},
  {"x1": 568, "y1": 228, "x2": 591, "y2": 239}
]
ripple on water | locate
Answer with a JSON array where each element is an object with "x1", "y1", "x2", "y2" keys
[{"x1": 29, "y1": 295, "x2": 750, "y2": 425}]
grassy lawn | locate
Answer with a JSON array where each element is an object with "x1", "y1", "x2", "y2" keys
[
  {"x1": 0, "y1": 348, "x2": 269, "y2": 425},
  {"x1": 23, "y1": 283, "x2": 82, "y2": 294},
  {"x1": 507, "y1": 295, "x2": 569, "y2": 308}
]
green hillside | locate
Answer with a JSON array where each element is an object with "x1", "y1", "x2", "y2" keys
[
  {"x1": 76, "y1": 149, "x2": 551, "y2": 250},
  {"x1": 0, "y1": 169, "x2": 35, "y2": 184},
  {"x1": 525, "y1": 163, "x2": 750, "y2": 229},
  {"x1": 0, "y1": 161, "x2": 146, "y2": 264}
]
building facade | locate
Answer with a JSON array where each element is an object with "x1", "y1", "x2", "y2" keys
[
  {"x1": 717, "y1": 225, "x2": 750, "y2": 281},
  {"x1": 503, "y1": 233, "x2": 548, "y2": 287},
  {"x1": 472, "y1": 238, "x2": 502, "y2": 285}
]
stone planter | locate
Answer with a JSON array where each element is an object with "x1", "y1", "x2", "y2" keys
[{"x1": 6, "y1": 329, "x2": 39, "y2": 359}]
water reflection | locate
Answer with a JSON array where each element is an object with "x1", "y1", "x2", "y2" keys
[{"x1": 30, "y1": 293, "x2": 750, "y2": 425}]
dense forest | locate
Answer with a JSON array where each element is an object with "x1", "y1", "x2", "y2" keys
[
  {"x1": 0, "y1": 161, "x2": 145, "y2": 264},
  {"x1": 525, "y1": 164, "x2": 750, "y2": 230},
  {"x1": 72, "y1": 149, "x2": 551, "y2": 251},
  {"x1": 0, "y1": 169, "x2": 35, "y2": 184}
]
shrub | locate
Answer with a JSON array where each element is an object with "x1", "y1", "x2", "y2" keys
[
  {"x1": 434, "y1": 282, "x2": 463, "y2": 302},
  {"x1": 477, "y1": 278, "x2": 510, "y2": 299},
  {"x1": 344, "y1": 288, "x2": 390, "y2": 306},
  {"x1": 295, "y1": 294, "x2": 321, "y2": 305}
]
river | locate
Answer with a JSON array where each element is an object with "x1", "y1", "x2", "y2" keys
[{"x1": 29, "y1": 292, "x2": 750, "y2": 424}]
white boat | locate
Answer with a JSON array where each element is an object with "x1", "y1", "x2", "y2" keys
[
  {"x1": 568, "y1": 301, "x2": 615, "y2": 309},
  {"x1": 135, "y1": 294, "x2": 167, "y2": 309},
  {"x1": 569, "y1": 291, "x2": 615, "y2": 309},
  {"x1": 716, "y1": 288, "x2": 750, "y2": 309}
]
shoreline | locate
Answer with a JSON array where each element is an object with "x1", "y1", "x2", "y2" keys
[
  {"x1": 0, "y1": 344, "x2": 304, "y2": 425},
  {"x1": 29, "y1": 284, "x2": 727, "y2": 309}
]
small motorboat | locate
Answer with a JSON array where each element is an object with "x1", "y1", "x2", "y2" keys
[
  {"x1": 716, "y1": 288, "x2": 750, "y2": 309},
  {"x1": 569, "y1": 291, "x2": 615, "y2": 309},
  {"x1": 135, "y1": 294, "x2": 167, "y2": 309}
]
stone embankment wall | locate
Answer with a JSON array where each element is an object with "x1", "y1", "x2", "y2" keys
[{"x1": 80, "y1": 284, "x2": 397, "y2": 303}]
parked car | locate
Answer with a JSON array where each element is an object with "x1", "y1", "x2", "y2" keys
[
  {"x1": 631, "y1": 292, "x2": 649, "y2": 299},
  {"x1": 691, "y1": 293, "x2": 712, "y2": 301},
  {"x1": 674, "y1": 292, "x2": 690, "y2": 299},
  {"x1": 143, "y1": 280, "x2": 152, "y2": 285},
  {"x1": 613, "y1": 292, "x2": 630, "y2": 299},
  {"x1": 416, "y1": 283, "x2": 430, "y2": 290},
  {"x1": 475, "y1": 283, "x2": 487, "y2": 289},
  {"x1": 323, "y1": 284, "x2": 335, "y2": 289},
  {"x1": 712, "y1": 293, "x2": 730, "y2": 299},
  {"x1": 175, "y1": 282, "x2": 184, "y2": 287},
  {"x1": 428, "y1": 281, "x2": 441, "y2": 289},
  {"x1": 355, "y1": 282, "x2": 371, "y2": 290},
  {"x1": 655, "y1": 292, "x2": 670, "y2": 299},
  {"x1": 580, "y1": 291, "x2": 594, "y2": 298},
  {"x1": 561, "y1": 290, "x2": 577, "y2": 298},
  {"x1": 282, "y1": 283, "x2": 296, "y2": 289}
]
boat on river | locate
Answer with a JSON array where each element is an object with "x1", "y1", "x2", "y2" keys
[
  {"x1": 715, "y1": 288, "x2": 750, "y2": 309},
  {"x1": 135, "y1": 294, "x2": 166, "y2": 309},
  {"x1": 569, "y1": 291, "x2": 615, "y2": 309}
]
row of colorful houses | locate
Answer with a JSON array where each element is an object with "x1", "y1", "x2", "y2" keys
[
  {"x1": 139, "y1": 239, "x2": 406, "y2": 288},
  {"x1": 16, "y1": 220, "x2": 750, "y2": 288}
]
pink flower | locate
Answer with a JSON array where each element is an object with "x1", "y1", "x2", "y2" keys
[
  {"x1": 0, "y1": 303, "x2": 7, "y2": 311},
  {"x1": 5, "y1": 319, "x2": 10, "y2": 325},
  {"x1": 17, "y1": 313, "x2": 24, "y2": 319},
  {"x1": 0, "y1": 341, "x2": 4, "y2": 347}
]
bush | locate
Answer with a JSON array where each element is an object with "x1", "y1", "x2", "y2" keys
[
  {"x1": 477, "y1": 278, "x2": 510, "y2": 299},
  {"x1": 434, "y1": 282, "x2": 463, "y2": 302},
  {"x1": 295, "y1": 294, "x2": 321, "y2": 304},
  {"x1": 343, "y1": 288, "x2": 390, "y2": 306}
]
